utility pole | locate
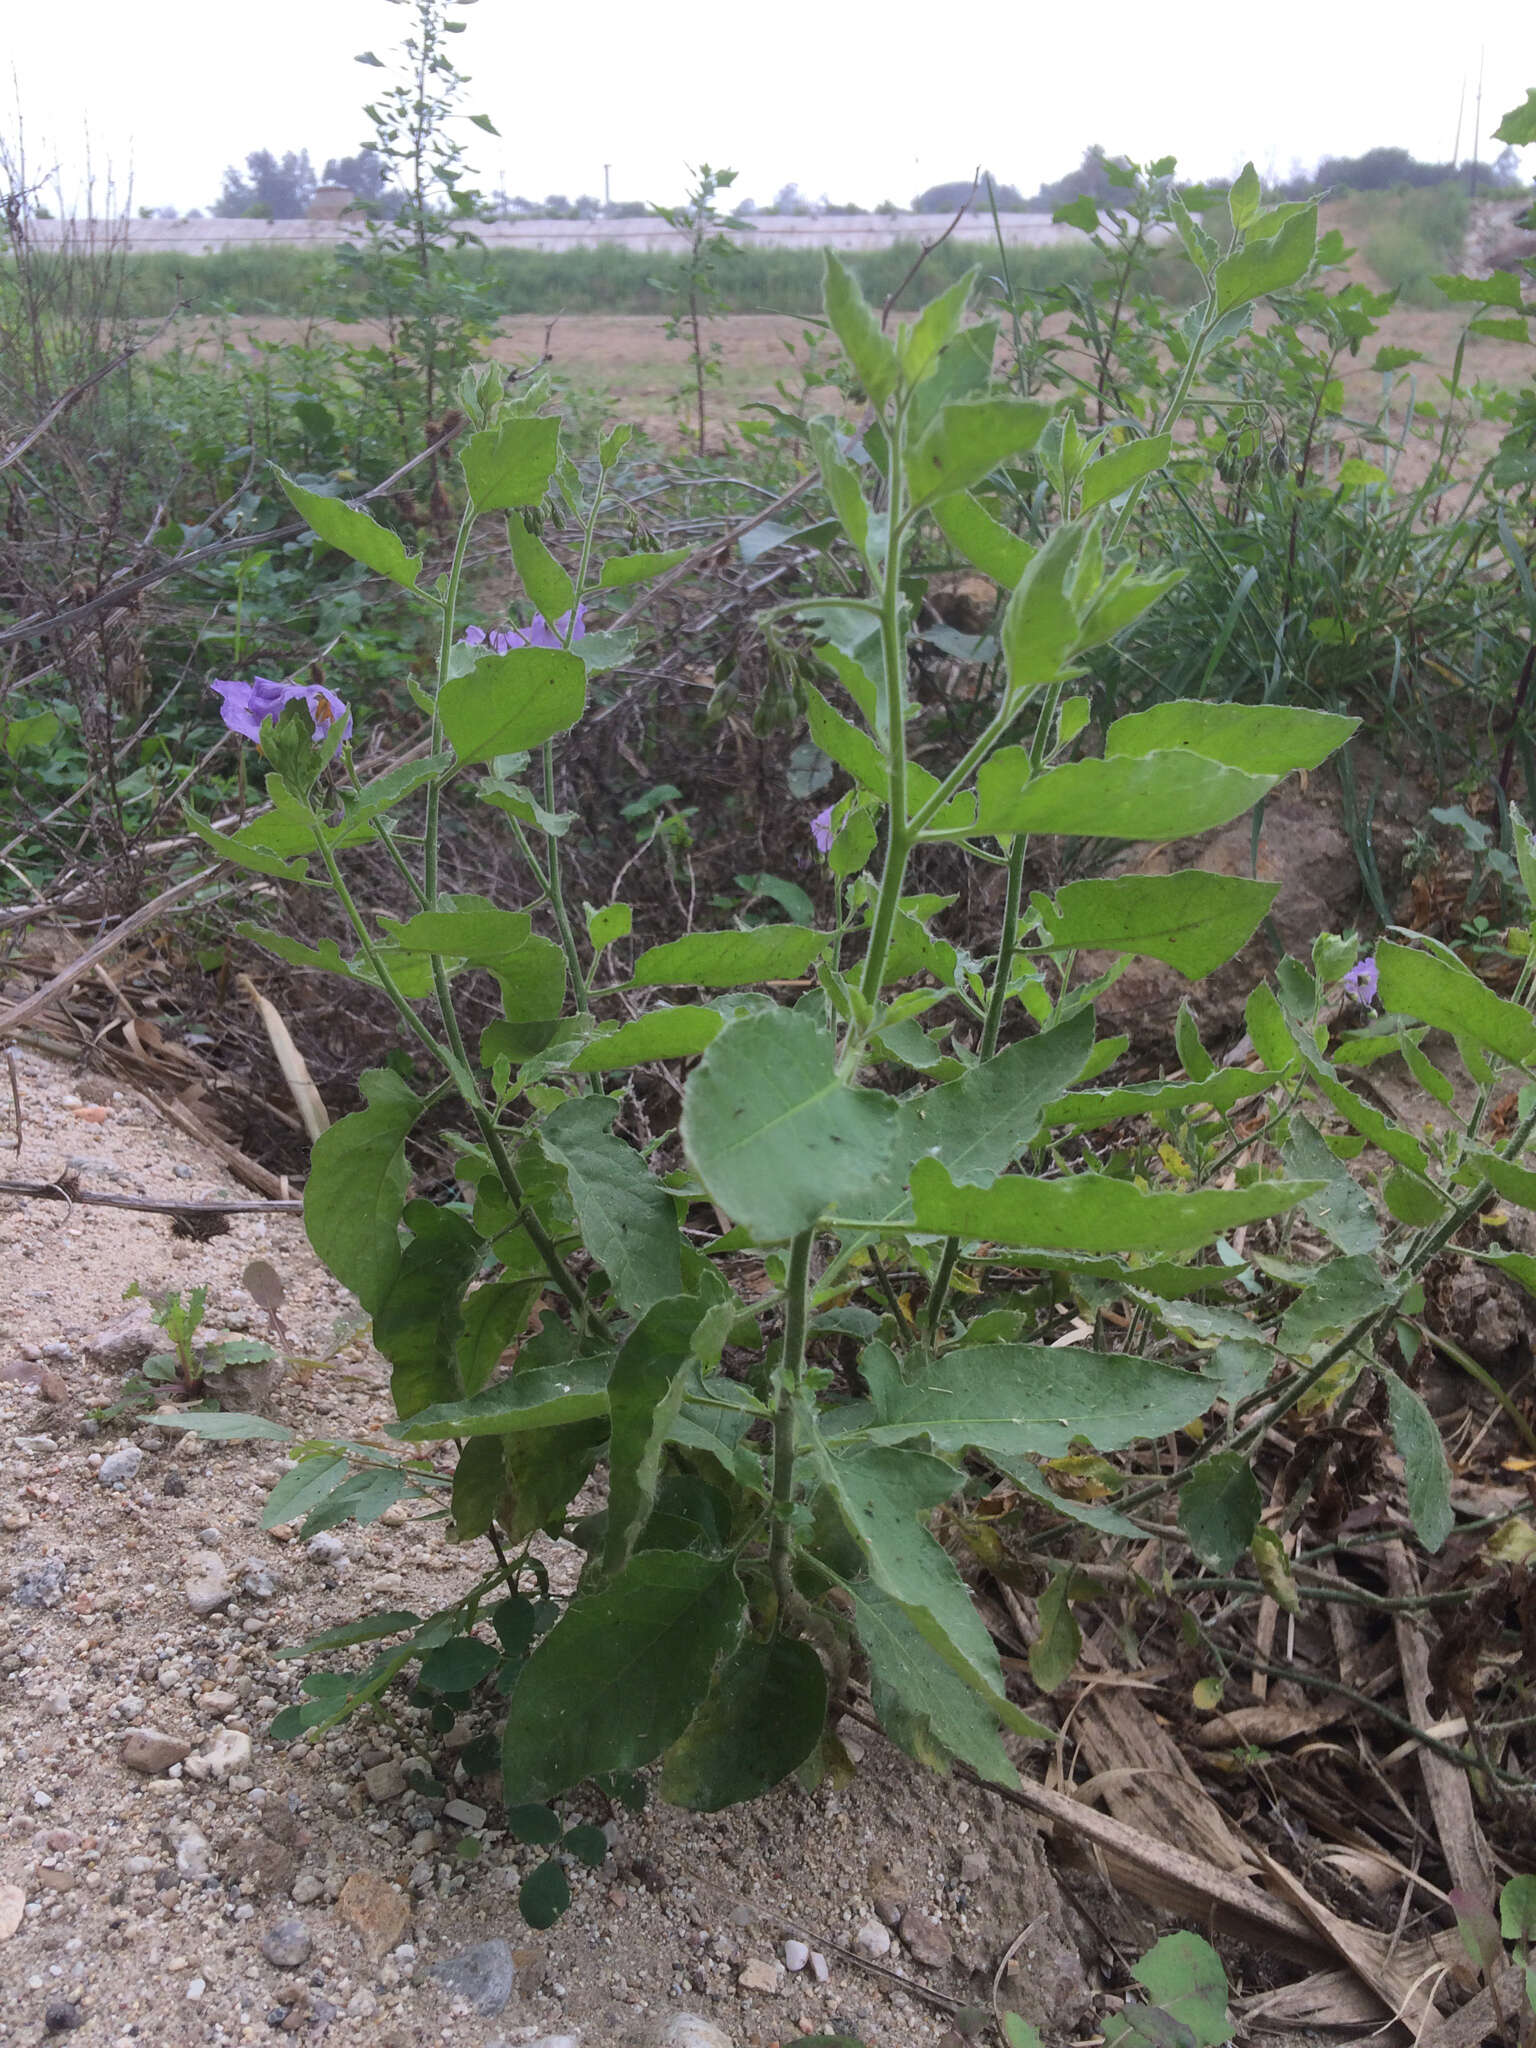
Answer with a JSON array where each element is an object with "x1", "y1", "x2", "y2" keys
[
  {"x1": 1470, "y1": 48, "x2": 1484, "y2": 200},
  {"x1": 603, "y1": 164, "x2": 611, "y2": 208}
]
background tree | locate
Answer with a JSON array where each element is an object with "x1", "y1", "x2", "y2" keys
[
  {"x1": 213, "y1": 149, "x2": 317, "y2": 220},
  {"x1": 912, "y1": 173, "x2": 1026, "y2": 212},
  {"x1": 321, "y1": 147, "x2": 403, "y2": 218}
]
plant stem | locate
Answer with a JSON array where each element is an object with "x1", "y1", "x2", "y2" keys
[
  {"x1": 768, "y1": 1229, "x2": 814, "y2": 1630},
  {"x1": 858, "y1": 410, "x2": 913, "y2": 1009}
]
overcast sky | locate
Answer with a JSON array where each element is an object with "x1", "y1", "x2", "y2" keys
[{"x1": 5, "y1": 0, "x2": 1533, "y2": 215}]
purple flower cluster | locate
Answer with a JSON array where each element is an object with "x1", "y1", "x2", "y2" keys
[
  {"x1": 464, "y1": 604, "x2": 587, "y2": 655},
  {"x1": 1342, "y1": 955, "x2": 1379, "y2": 1005},
  {"x1": 811, "y1": 806, "x2": 836, "y2": 855},
  {"x1": 210, "y1": 676, "x2": 351, "y2": 746}
]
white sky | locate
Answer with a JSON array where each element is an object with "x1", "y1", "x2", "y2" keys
[{"x1": 5, "y1": 0, "x2": 1533, "y2": 215}]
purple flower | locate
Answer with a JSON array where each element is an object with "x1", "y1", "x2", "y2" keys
[
  {"x1": 1342, "y1": 955, "x2": 1379, "y2": 1005},
  {"x1": 210, "y1": 676, "x2": 351, "y2": 747},
  {"x1": 464, "y1": 604, "x2": 587, "y2": 655},
  {"x1": 811, "y1": 805, "x2": 836, "y2": 854}
]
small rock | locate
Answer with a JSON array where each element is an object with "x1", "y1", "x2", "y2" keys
[
  {"x1": 899, "y1": 1907, "x2": 953, "y2": 1969},
  {"x1": 43, "y1": 1999, "x2": 83, "y2": 2033},
  {"x1": 959, "y1": 1850, "x2": 989, "y2": 1884},
  {"x1": 443, "y1": 1797, "x2": 487, "y2": 1829},
  {"x1": 97, "y1": 1445, "x2": 142, "y2": 1488},
  {"x1": 645, "y1": 2019, "x2": 732, "y2": 2048},
  {"x1": 84, "y1": 1306, "x2": 157, "y2": 1371},
  {"x1": 379, "y1": 1502, "x2": 409, "y2": 1527},
  {"x1": 853, "y1": 1921, "x2": 891, "y2": 1960},
  {"x1": 290, "y1": 1871, "x2": 324, "y2": 1906},
  {"x1": 239, "y1": 1563, "x2": 277, "y2": 1600},
  {"x1": 185, "y1": 1560, "x2": 232, "y2": 1618},
  {"x1": 199, "y1": 1689, "x2": 239, "y2": 1716},
  {"x1": 346, "y1": 1989, "x2": 377, "y2": 2019},
  {"x1": 783, "y1": 1939, "x2": 809, "y2": 1973},
  {"x1": 260, "y1": 1919, "x2": 313, "y2": 1970},
  {"x1": 0, "y1": 1883, "x2": 25, "y2": 1940},
  {"x1": 184, "y1": 1977, "x2": 206, "y2": 2001},
  {"x1": 170, "y1": 1822, "x2": 212, "y2": 1879},
  {"x1": 305, "y1": 1532, "x2": 344, "y2": 1565},
  {"x1": 421, "y1": 1937, "x2": 516, "y2": 2015},
  {"x1": 121, "y1": 1727, "x2": 192, "y2": 1775},
  {"x1": 185, "y1": 1726, "x2": 252, "y2": 1782},
  {"x1": 736, "y1": 1957, "x2": 781, "y2": 1995},
  {"x1": 809, "y1": 1951, "x2": 829, "y2": 1983},
  {"x1": 337, "y1": 1869, "x2": 410, "y2": 1959},
  {"x1": 364, "y1": 1760, "x2": 407, "y2": 1803},
  {"x1": 520, "y1": 2037, "x2": 582, "y2": 2048},
  {"x1": 872, "y1": 1887, "x2": 905, "y2": 1927},
  {"x1": 38, "y1": 1867, "x2": 76, "y2": 1893},
  {"x1": 162, "y1": 1472, "x2": 188, "y2": 1498},
  {"x1": 11, "y1": 1556, "x2": 67, "y2": 1609}
]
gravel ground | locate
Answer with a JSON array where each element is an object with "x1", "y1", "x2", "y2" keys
[{"x1": 0, "y1": 1047, "x2": 1090, "y2": 2047}]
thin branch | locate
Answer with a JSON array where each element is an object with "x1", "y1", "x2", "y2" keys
[
  {"x1": 0, "y1": 1178, "x2": 301, "y2": 1216},
  {"x1": 880, "y1": 170, "x2": 979, "y2": 329},
  {"x1": 0, "y1": 303, "x2": 182, "y2": 479}
]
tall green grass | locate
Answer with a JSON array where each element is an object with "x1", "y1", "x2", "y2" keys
[
  {"x1": 104, "y1": 236, "x2": 1105, "y2": 320},
  {"x1": 1355, "y1": 185, "x2": 1471, "y2": 304}
]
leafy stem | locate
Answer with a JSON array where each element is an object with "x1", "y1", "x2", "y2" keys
[{"x1": 768, "y1": 1228, "x2": 815, "y2": 1632}]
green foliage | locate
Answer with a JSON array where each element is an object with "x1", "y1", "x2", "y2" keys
[{"x1": 139, "y1": 151, "x2": 1536, "y2": 1946}]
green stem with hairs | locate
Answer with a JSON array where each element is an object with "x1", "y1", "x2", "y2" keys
[{"x1": 768, "y1": 1228, "x2": 815, "y2": 1631}]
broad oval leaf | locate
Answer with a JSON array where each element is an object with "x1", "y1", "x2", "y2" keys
[
  {"x1": 681, "y1": 1007, "x2": 897, "y2": 1242},
  {"x1": 1384, "y1": 1370, "x2": 1453, "y2": 1554},
  {"x1": 1214, "y1": 206, "x2": 1317, "y2": 314},
  {"x1": 440, "y1": 648, "x2": 587, "y2": 764},
  {"x1": 974, "y1": 750, "x2": 1275, "y2": 841},
  {"x1": 1035, "y1": 872, "x2": 1279, "y2": 980},
  {"x1": 568, "y1": 1005, "x2": 724, "y2": 1072},
  {"x1": 541, "y1": 1096, "x2": 681, "y2": 1317},
  {"x1": 1179, "y1": 1453, "x2": 1263, "y2": 1572},
  {"x1": 393, "y1": 1356, "x2": 614, "y2": 1441},
  {"x1": 633, "y1": 926, "x2": 831, "y2": 989},
  {"x1": 276, "y1": 467, "x2": 422, "y2": 589},
  {"x1": 906, "y1": 397, "x2": 1050, "y2": 510},
  {"x1": 659, "y1": 1636, "x2": 827, "y2": 1810},
  {"x1": 1079, "y1": 432, "x2": 1172, "y2": 512},
  {"x1": 459, "y1": 415, "x2": 561, "y2": 511},
  {"x1": 1106, "y1": 700, "x2": 1358, "y2": 774},
  {"x1": 1377, "y1": 941, "x2": 1536, "y2": 1068},
  {"x1": 304, "y1": 1068, "x2": 422, "y2": 1315}
]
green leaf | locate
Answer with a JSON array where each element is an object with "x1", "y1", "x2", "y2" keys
[
  {"x1": 263, "y1": 1454, "x2": 349, "y2": 1530},
  {"x1": 450, "y1": 1436, "x2": 506, "y2": 1542},
  {"x1": 1002, "y1": 2019, "x2": 1045, "y2": 2048},
  {"x1": 659, "y1": 1635, "x2": 828, "y2": 1810},
  {"x1": 459, "y1": 415, "x2": 561, "y2": 511},
  {"x1": 304, "y1": 1068, "x2": 421, "y2": 1315},
  {"x1": 906, "y1": 397, "x2": 1050, "y2": 509},
  {"x1": 1281, "y1": 1113, "x2": 1381, "y2": 1256},
  {"x1": 184, "y1": 805, "x2": 310, "y2": 881},
  {"x1": 1430, "y1": 270, "x2": 1524, "y2": 310},
  {"x1": 1179, "y1": 1453, "x2": 1262, "y2": 1571},
  {"x1": 997, "y1": 519, "x2": 1092, "y2": 692},
  {"x1": 1495, "y1": 89, "x2": 1536, "y2": 146},
  {"x1": 395, "y1": 1357, "x2": 613, "y2": 1441},
  {"x1": 518, "y1": 1857, "x2": 570, "y2": 1929},
  {"x1": 585, "y1": 901, "x2": 631, "y2": 954},
  {"x1": 150, "y1": 1410, "x2": 295, "y2": 1442},
  {"x1": 419, "y1": 1634, "x2": 499, "y2": 1694},
  {"x1": 822, "y1": 251, "x2": 900, "y2": 406},
  {"x1": 1278, "y1": 1253, "x2": 1395, "y2": 1354},
  {"x1": 602, "y1": 1296, "x2": 705, "y2": 1576},
  {"x1": 853, "y1": 1582, "x2": 1019, "y2": 1786},
  {"x1": 850, "y1": 1341, "x2": 1217, "y2": 1458},
  {"x1": 372, "y1": 1201, "x2": 482, "y2": 1417},
  {"x1": 1046, "y1": 1069, "x2": 1279, "y2": 1130},
  {"x1": 681, "y1": 1007, "x2": 896, "y2": 1242},
  {"x1": 1228, "y1": 162, "x2": 1262, "y2": 231},
  {"x1": 1080, "y1": 432, "x2": 1172, "y2": 511},
  {"x1": 541, "y1": 1096, "x2": 680, "y2": 1316},
  {"x1": 1383, "y1": 1370, "x2": 1453, "y2": 1554},
  {"x1": 1107, "y1": 1931, "x2": 1231, "y2": 2048},
  {"x1": 908, "y1": 1158, "x2": 1318, "y2": 1254},
  {"x1": 898, "y1": 265, "x2": 977, "y2": 383},
  {"x1": 380, "y1": 900, "x2": 533, "y2": 973},
  {"x1": 1105, "y1": 699, "x2": 1357, "y2": 775},
  {"x1": 508, "y1": 512, "x2": 575, "y2": 620},
  {"x1": 1054, "y1": 194, "x2": 1099, "y2": 233},
  {"x1": 810, "y1": 419, "x2": 870, "y2": 555},
  {"x1": 930, "y1": 490, "x2": 1034, "y2": 587},
  {"x1": 1382, "y1": 1168, "x2": 1446, "y2": 1227},
  {"x1": 440, "y1": 648, "x2": 587, "y2": 763},
  {"x1": 598, "y1": 546, "x2": 692, "y2": 589},
  {"x1": 1214, "y1": 206, "x2": 1317, "y2": 313},
  {"x1": 2, "y1": 709, "x2": 60, "y2": 757},
  {"x1": 562, "y1": 1822, "x2": 608, "y2": 1869},
  {"x1": 806, "y1": 684, "x2": 887, "y2": 798},
  {"x1": 1500, "y1": 1872, "x2": 1536, "y2": 1941},
  {"x1": 633, "y1": 926, "x2": 830, "y2": 989},
  {"x1": 974, "y1": 749, "x2": 1275, "y2": 841},
  {"x1": 1376, "y1": 941, "x2": 1536, "y2": 1068},
  {"x1": 501, "y1": 1550, "x2": 745, "y2": 1802},
  {"x1": 1029, "y1": 1570, "x2": 1081, "y2": 1693},
  {"x1": 1035, "y1": 872, "x2": 1279, "y2": 979},
  {"x1": 275, "y1": 469, "x2": 422, "y2": 589},
  {"x1": 568, "y1": 1005, "x2": 724, "y2": 1072}
]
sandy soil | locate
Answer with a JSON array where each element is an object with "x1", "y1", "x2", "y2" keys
[{"x1": 0, "y1": 1046, "x2": 1089, "y2": 2048}]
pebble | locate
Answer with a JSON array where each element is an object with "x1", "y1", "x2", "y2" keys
[
  {"x1": 0, "y1": 1883, "x2": 25, "y2": 1940},
  {"x1": 170, "y1": 1822, "x2": 212, "y2": 1879},
  {"x1": 185, "y1": 1727, "x2": 252, "y2": 1782},
  {"x1": 853, "y1": 1920, "x2": 892, "y2": 1960},
  {"x1": 84, "y1": 1307, "x2": 157, "y2": 1371},
  {"x1": 161, "y1": 1473, "x2": 188, "y2": 1498},
  {"x1": 260, "y1": 1919, "x2": 313, "y2": 1970},
  {"x1": 290, "y1": 1871, "x2": 325, "y2": 1906},
  {"x1": 305, "y1": 1532, "x2": 345, "y2": 1564},
  {"x1": 184, "y1": 1554, "x2": 232, "y2": 1618},
  {"x1": 98, "y1": 1446, "x2": 142, "y2": 1487},
  {"x1": 199, "y1": 1689, "x2": 239, "y2": 1715},
  {"x1": 518, "y1": 2037, "x2": 582, "y2": 2048},
  {"x1": 899, "y1": 1907, "x2": 954, "y2": 1969},
  {"x1": 736, "y1": 1957, "x2": 780, "y2": 1994},
  {"x1": 783, "y1": 1940, "x2": 808, "y2": 1973},
  {"x1": 337, "y1": 1869, "x2": 410, "y2": 1958},
  {"x1": 121, "y1": 1728, "x2": 191, "y2": 1775},
  {"x1": 11, "y1": 1556, "x2": 67, "y2": 1608},
  {"x1": 239, "y1": 1562, "x2": 277, "y2": 1600},
  {"x1": 421, "y1": 1937, "x2": 516, "y2": 2015},
  {"x1": 43, "y1": 1999, "x2": 83, "y2": 2032},
  {"x1": 809, "y1": 1951, "x2": 829, "y2": 1983},
  {"x1": 184, "y1": 1977, "x2": 206, "y2": 2002},
  {"x1": 443, "y1": 1797, "x2": 487, "y2": 1829},
  {"x1": 364, "y1": 1759, "x2": 407, "y2": 1802},
  {"x1": 959, "y1": 1850, "x2": 989, "y2": 1883},
  {"x1": 646, "y1": 2020, "x2": 733, "y2": 2048}
]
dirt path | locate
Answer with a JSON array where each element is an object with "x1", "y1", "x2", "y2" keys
[{"x1": 0, "y1": 1047, "x2": 1086, "y2": 2048}]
